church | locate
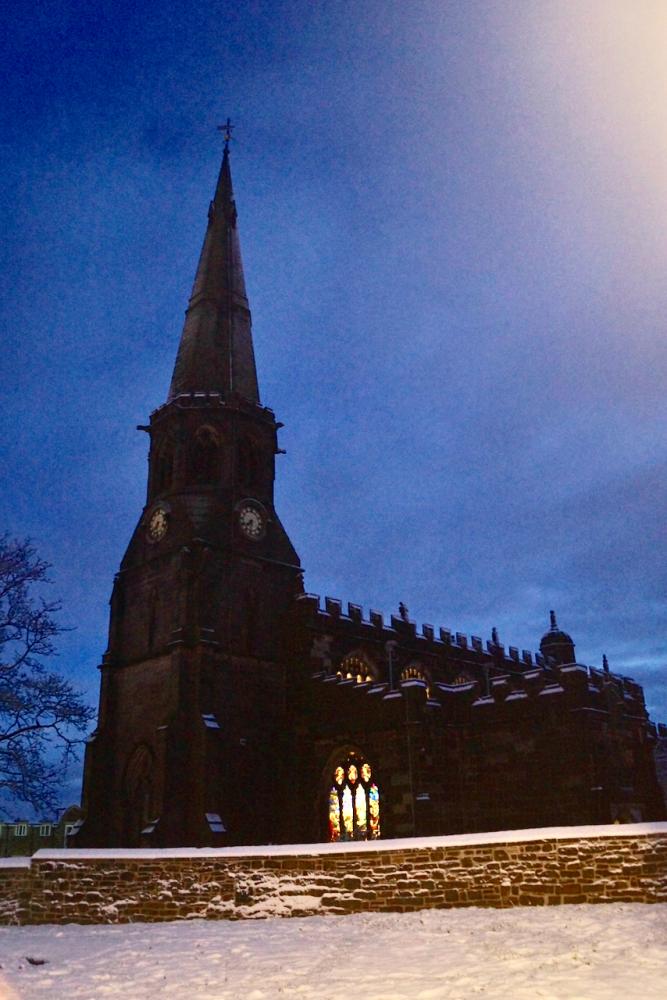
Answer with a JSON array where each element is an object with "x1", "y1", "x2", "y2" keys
[{"x1": 76, "y1": 141, "x2": 665, "y2": 848}]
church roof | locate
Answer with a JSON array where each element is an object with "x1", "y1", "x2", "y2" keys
[{"x1": 167, "y1": 145, "x2": 259, "y2": 403}]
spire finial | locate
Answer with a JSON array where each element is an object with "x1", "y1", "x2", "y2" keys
[
  {"x1": 491, "y1": 627, "x2": 499, "y2": 646},
  {"x1": 603, "y1": 654, "x2": 609, "y2": 674},
  {"x1": 549, "y1": 609, "x2": 557, "y2": 630},
  {"x1": 217, "y1": 117, "x2": 235, "y2": 152}
]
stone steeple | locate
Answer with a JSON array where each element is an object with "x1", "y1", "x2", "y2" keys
[
  {"x1": 77, "y1": 140, "x2": 302, "y2": 849},
  {"x1": 168, "y1": 146, "x2": 259, "y2": 403}
]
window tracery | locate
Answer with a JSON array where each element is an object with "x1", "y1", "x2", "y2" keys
[
  {"x1": 336, "y1": 653, "x2": 375, "y2": 684},
  {"x1": 401, "y1": 663, "x2": 431, "y2": 697},
  {"x1": 328, "y1": 752, "x2": 380, "y2": 842}
]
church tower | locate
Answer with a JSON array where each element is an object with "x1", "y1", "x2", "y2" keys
[{"x1": 78, "y1": 140, "x2": 301, "y2": 847}]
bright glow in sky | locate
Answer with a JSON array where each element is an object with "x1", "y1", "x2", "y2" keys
[{"x1": 1, "y1": 1, "x2": 666, "y2": 807}]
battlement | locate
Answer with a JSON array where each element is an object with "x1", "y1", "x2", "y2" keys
[
  {"x1": 297, "y1": 592, "x2": 548, "y2": 667},
  {"x1": 297, "y1": 593, "x2": 645, "y2": 706}
]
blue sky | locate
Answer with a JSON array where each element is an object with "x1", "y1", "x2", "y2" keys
[{"x1": 2, "y1": 1, "x2": 667, "y2": 805}]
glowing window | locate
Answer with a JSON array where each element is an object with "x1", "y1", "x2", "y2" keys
[
  {"x1": 237, "y1": 436, "x2": 259, "y2": 488},
  {"x1": 328, "y1": 753, "x2": 380, "y2": 842},
  {"x1": 401, "y1": 665, "x2": 425, "y2": 681},
  {"x1": 401, "y1": 664, "x2": 431, "y2": 696},
  {"x1": 335, "y1": 654, "x2": 375, "y2": 684}
]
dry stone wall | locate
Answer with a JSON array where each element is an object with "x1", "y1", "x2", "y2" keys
[{"x1": 1, "y1": 824, "x2": 666, "y2": 925}]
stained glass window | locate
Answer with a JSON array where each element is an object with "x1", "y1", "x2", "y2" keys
[{"x1": 328, "y1": 753, "x2": 380, "y2": 842}]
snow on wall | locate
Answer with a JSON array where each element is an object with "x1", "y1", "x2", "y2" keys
[
  {"x1": 0, "y1": 864, "x2": 31, "y2": 926},
  {"x1": 1, "y1": 824, "x2": 666, "y2": 925},
  {"x1": 32, "y1": 820, "x2": 667, "y2": 861}
]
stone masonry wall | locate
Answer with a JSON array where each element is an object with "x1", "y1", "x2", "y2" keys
[
  {"x1": 0, "y1": 862, "x2": 31, "y2": 925},
  {"x1": 0, "y1": 824, "x2": 666, "y2": 925}
]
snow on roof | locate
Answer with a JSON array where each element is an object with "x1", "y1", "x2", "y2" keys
[{"x1": 31, "y1": 821, "x2": 667, "y2": 863}]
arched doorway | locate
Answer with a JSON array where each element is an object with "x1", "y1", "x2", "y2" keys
[{"x1": 326, "y1": 750, "x2": 380, "y2": 842}]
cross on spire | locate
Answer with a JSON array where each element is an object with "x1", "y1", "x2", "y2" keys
[{"x1": 217, "y1": 118, "x2": 235, "y2": 151}]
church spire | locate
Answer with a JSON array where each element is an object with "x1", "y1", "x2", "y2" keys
[{"x1": 167, "y1": 132, "x2": 259, "y2": 403}]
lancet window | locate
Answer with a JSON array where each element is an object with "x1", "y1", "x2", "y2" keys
[
  {"x1": 123, "y1": 744, "x2": 154, "y2": 846},
  {"x1": 192, "y1": 426, "x2": 220, "y2": 484},
  {"x1": 237, "y1": 436, "x2": 259, "y2": 489},
  {"x1": 153, "y1": 440, "x2": 174, "y2": 494},
  {"x1": 328, "y1": 753, "x2": 380, "y2": 842}
]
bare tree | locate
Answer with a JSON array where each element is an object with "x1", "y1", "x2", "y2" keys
[{"x1": 0, "y1": 535, "x2": 94, "y2": 817}]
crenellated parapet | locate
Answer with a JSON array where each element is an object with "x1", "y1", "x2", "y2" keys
[{"x1": 293, "y1": 593, "x2": 651, "y2": 723}]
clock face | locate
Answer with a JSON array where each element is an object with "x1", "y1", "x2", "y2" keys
[
  {"x1": 147, "y1": 506, "x2": 169, "y2": 542},
  {"x1": 238, "y1": 504, "x2": 265, "y2": 540}
]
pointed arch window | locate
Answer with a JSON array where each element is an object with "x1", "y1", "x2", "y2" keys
[
  {"x1": 154, "y1": 440, "x2": 174, "y2": 494},
  {"x1": 237, "y1": 436, "x2": 259, "y2": 489},
  {"x1": 192, "y1": 426, "x2": 220, "y2": 484},
  {"x1": 336, "y1": 653, "x2": 376, "y2": 684},
  {"x1": 328, "y1": 753, "x2": 380, "y2": 842},
  {"x1": 123, "y1": 744, "x2": 155, "y2": 846}
]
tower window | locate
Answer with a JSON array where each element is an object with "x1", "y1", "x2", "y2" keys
[
  {"x1": 154, "y1": 441, "x2": 174, "y2": 494},
  {"x1": 192, "y1": 427, "x2": 220, "y2": 483},
  {"x1": 328, "y1": 753, "x2": 380, "y2": 842},
  {"x1": 237, "y1": 436, "x2": 259, "y2": 489}
]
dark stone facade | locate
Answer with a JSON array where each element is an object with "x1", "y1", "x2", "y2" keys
[
  {"x1": 75, "y1": 148, "x2": 665, "y2": 849},
  {"x1": 285, "y1": 600, "x2": 664, "y2": 841}
]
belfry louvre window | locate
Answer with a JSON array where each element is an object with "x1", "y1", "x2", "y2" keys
[{"x1": 328, "y1": 753, "x2": 380, "y2": 842}]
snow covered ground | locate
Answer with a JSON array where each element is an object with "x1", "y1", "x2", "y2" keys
[{"x1": 0, "y1": 904, "x2": 665, "y2": 1000}]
